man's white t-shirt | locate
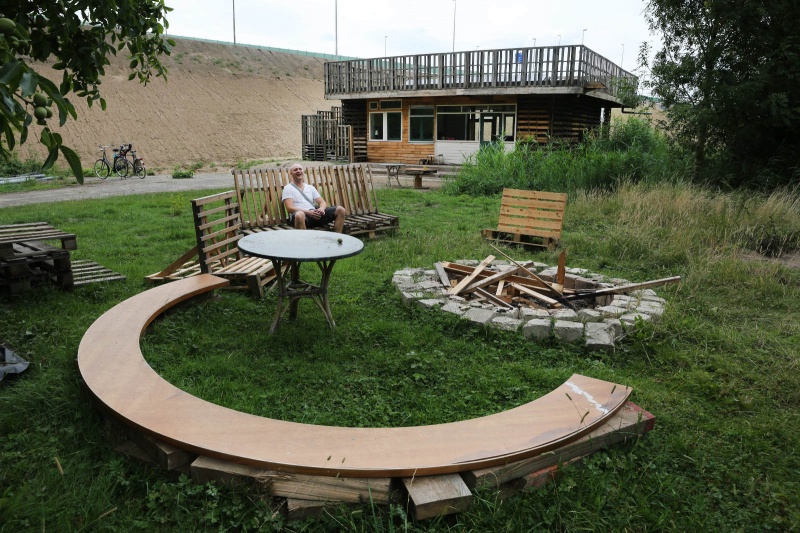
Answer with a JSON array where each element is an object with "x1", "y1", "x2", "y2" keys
[{"x1": 281, "y1": 183, "x2": 321, "y2": 211}]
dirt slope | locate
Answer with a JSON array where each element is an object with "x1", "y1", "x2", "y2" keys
[{"x1": 28, "y1": 38, "x2": 336, "y2": 170}]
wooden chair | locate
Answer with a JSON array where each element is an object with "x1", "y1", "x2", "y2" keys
[
  {"x1": 190, "y1": 191, "x2": 281, "y2": 297},
  {"x1": 483, "y1": 188, "x2": 567, "y2": 249}
]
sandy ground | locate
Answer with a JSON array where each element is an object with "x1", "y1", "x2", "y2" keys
[{"x1": 22, "y1": 38, "x2": 335, "y2": 171}]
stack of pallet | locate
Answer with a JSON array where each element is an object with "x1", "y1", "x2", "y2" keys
[{"x1": 0, "y1": 223, "x2": 77, "y2": 295}]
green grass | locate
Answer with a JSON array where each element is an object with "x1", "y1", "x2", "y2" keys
[{"x1": 1, "y1": 183, "x2": 799, "y2": 531}]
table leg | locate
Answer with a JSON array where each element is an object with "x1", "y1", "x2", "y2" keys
[
  {"x1": 288, "y1": 261, "x2": 301, "y2": 319},
  {"x1": 413, "y1": 174, "x2": 422, "y2": 189},
  {"x1": 269, "y1": 259, "x2": 288, "y2": 334},
  {"x1": 314, "y1": 259, "x2": 337, "y2": 328}
]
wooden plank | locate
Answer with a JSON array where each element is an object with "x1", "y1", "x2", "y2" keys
[
  {"x1": 191, "y1": 455, "x2": 392, "y2": 504},
  {"x1": 474, "y1": 287, "x2": 514, "y2": 308},
  {"x1": 487, "y1": 243, "x2": 562, "y2": 296},
  {"x1": 402, "y1": 474, "x2": 473, "y2": 520},
  {"x1": 434, "y1": 262, "x2": 451, "y2": 288},
  {"x1": 463, "y1": 401, "x2": 655, "y2": 490},
  {"x1": 448, "y1": 255, "x2": 495, "y2": 296},
  {"x1": 566, "y1": 276, "x2": 682, "y2": 301},
  {"x1": 286, "y1": 498, "x2": 360, "y2": 521},
  {"x1": 461, "y1": 261, "x2": 533, "y2": 294},
  {"x1": 508, "y1": 282, "x2": 561, "y2": 307}
]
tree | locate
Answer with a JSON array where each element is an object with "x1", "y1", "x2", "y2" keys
[
  {"x1": 0, "y1": 1, "x2": 174, "y2": 183},
  {"x1": 642, "y1": 0, "x2": 800, "y2": 186}
]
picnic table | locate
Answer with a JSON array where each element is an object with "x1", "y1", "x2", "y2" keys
[{"x1": 400, "y1": 166, "x2": 438, "y2": 189}]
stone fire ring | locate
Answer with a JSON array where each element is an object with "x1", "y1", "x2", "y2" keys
[{"x1": 393, "y1": 260, "x2": 669, "y2": 353}]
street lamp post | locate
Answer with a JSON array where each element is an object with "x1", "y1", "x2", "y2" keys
[
  {"x1": 335, "y1": 0, "x2": 338, "y2": 60},
  {"x1": 452, "y1": 0, "x2": 456, "y2": 53},
  {"x1": 620, "y1": 43, "x2": 625, "y2": 67},
  {"x1": 532, "y1": 37, "x2": 536, "y2": 47},
  {"x1": 557, "y1": 34, "x2": 561, "y2": 46},
  {"x1": 582, "y1": 29, "x2": 587, "y2": 45},
  {"x1": 232, "y1": 0, "x2": 236, "y2": 44},
  {"x1": 385, "y1": 35, "x2": 388, "y2": 58}
]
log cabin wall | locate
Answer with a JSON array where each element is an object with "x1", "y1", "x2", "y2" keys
[
  {"x1": 517, "y1": 95, "x2": 604, "y2": 144},
  {"x1": 328, "y1": 94, "x2": 606, "y2": 164}
]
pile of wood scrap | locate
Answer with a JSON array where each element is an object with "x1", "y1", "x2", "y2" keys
[{"x1": 436, "y1": 247, "x2": 680, "y2": 311}]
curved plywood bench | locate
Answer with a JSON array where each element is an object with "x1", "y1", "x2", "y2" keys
[{"x1": 78, "y1": 275, "x2": 631, "y2": 477}]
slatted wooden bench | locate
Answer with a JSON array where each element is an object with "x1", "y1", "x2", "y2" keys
[
  {"x1": 483, "y1": 188, "x2": 568, "y2": 249},
  {"x1": 190, "y1": 191, "x2": 283, "y2": 297},
  {"x1": 232, "y1": 165, "x2": 399, "y2": 238}
]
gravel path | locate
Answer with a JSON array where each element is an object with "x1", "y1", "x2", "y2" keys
[
  {"x1": 0, "y1": 167, "x2": 444, "y2": 208},
  {"x1": 0, "y1": 172, "x2": 238, "y2": 208}
]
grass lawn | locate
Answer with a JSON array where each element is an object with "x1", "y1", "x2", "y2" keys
[{"x1": 0, "y1": 184, "x2": 798, "y2": 531}]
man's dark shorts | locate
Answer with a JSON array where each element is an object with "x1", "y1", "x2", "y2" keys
[{"x1": 290, "y1": 206, "x2": 339, "y2": 228}]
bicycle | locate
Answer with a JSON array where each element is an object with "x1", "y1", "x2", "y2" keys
[
  {"x1": 129, "y1": 149, "x2": 146, "y2": 178},
  {"x1": 113, "y1": 143, "x2": 133, "y2": 177},
  {"x1": 93, "y1": 145, "x2": 113, "y2": 179}
]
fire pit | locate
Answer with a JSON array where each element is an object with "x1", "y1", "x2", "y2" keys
[{"x1": 392, "y1": 257, "x2": 678, "y2": 353}]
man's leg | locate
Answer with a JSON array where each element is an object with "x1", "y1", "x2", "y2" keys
[
  {"x1": 333, "y1": 206, "x2": 346, "y2": 233},
  {"x1": 292, "y1": 212, "x2": 307, "y2": 229}
]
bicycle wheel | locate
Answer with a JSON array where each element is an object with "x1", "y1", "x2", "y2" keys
[
  {"x1": 114, "y1": 157, "x2": 131, "y2": 177},
  {"x1": 134, "y1": 159, "x2": 146, "y2": 179},
  {"x1": 94, "y1": 159, "x2": 110, "y2": 179}
]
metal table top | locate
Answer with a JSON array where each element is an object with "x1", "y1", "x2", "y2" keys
[{"x1": 238, "y1": 231, "x2": 364, "y2": 262}]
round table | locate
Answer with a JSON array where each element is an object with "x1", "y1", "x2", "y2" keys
[{"x1": 238, "y1": 231, "x2": 364, "y2": 333}]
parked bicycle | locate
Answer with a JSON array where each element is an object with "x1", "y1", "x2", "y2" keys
[
  {"x1": 112, "y1": 144, "x2": 146, "y2": 179},
  {"x1": 93, "y1": 145, "x2": 113, "y2": 179},
  {"x1": 112, "y1": 143, "x2": 133, "y2": 177}
]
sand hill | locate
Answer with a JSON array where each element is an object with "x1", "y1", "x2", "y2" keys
[{"x1": 27, "y1": 38, "x2": 336, "y2": 171}]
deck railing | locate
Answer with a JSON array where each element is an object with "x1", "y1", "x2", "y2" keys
[{"x1": 325, "y1": 45, "x2": 635, "y2": 99}]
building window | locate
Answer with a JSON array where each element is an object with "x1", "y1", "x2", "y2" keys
[
  {"x1": 370, "y1": 112, "x2": 402, "y2": 141},
  {"x1": 380, "y1": 100, "x2": 401, "y2": 110},
  {"x1": 436, "y1": 104, "x2": 517, "y2": 141},
  {"x1": 409, "y1": 106, "x2": 434, "y2": 142},
  {"x1": 369, "y1": 102, "x2": 378, "y2": 110}
]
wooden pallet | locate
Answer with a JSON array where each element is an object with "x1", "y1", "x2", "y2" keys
[
  {"x1": 483, "y1": 189, "x2": 567, "y2": 250},
  {"x1": 0, "y1": 240, "x2": 73, "y2": 293},
  {"x1": 0, "y1": 222, "x2": 76, "y2": 258},
  {"x1": 71, "y1": 260, "x2": 126, "y2": 287}
]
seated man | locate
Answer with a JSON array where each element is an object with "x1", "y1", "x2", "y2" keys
[{"x1": 281, "y1": 164, "x2": 346, "y2": 233}]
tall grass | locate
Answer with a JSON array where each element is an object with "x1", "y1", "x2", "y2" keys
[
  {"x1": 1, "y1": 181, "x2": 799, "y2": 530},
  {"x1": 443, "y1": 118, "x2": 694, "y2": 196}
]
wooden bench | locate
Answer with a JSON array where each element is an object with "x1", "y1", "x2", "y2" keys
[
  {"x1": 78, "y1": 273, "x2": 632, "y2": 478},
  {"x1": 190, "y1": 191, "x2": 283, "y2": 297},
  {"x1": 232, "y1": 165, "x2": 399, "y2": 238},
  {"x1": 78, "y1": 276, "x2": 654, "y2": 518},
  {"x1": 483, "y1": 188, "x2": 567, "y2": 249}
]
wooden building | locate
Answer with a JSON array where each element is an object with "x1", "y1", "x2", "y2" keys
[{"x1": 308, "y1": 45, "x2": 635, "y2": 164}]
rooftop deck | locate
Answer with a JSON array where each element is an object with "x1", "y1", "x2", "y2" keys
[{"x1": 325, "y1": 45, "x2": 635, "y2": 103}]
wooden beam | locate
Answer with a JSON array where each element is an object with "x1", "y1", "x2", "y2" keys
[
  {"x1": 403, "y1": 473, "x2": 473, "y2": 520},
  {"x1": 566, "y1": 276, "x2": 682, "y2": 301},
  {"x1": 434, "y1": 262, "x2": 451, "y2": 288},
  {"x1": 448, "y1": 255, "x2": 495, "y2": 296},
  {"x1": 508, "y1": 282, "x2": 561, "y2": 308},
  {"x1": 487, "y1": 243, "x2": 562, "y2": 295},
  {"x1": 474, "y1": 287, "x2": 514, "y2": 308},
  {"x1": 461, "y1": 261, "x2": 533, "y2": 295}
]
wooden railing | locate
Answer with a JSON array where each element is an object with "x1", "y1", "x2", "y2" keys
[{"x1": 325, "y1": 45, "x2": 635, "y2": 99}]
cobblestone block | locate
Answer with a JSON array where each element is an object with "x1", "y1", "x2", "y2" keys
[
  {"x1": 577, "y1": 309, "x2": 603, "y2": 323},
  {"x1": 463, "y1": 307, "x2": 496, "y2": 325},
  {"x1": 551, "y1": 309, "x2": 579, "y2": 321},
  {"x1": 584, "y1": 322, "x2": 615, "y2": 353},
  {"x1": 492, "y1": 316, "x2": 523, "y2": 332},
  {"x1": 522, "y1": 318, "x2": 552, "y2": 339},
  {"x1": 553, "y1": 320, "x2": 584, "y2": 342}
]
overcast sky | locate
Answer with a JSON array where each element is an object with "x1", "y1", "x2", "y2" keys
[{"x1": 164, "y1": 0, "x2": 656, "y2": 72}]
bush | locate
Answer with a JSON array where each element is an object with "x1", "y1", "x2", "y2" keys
[
  {"x1": 171, "y1": 169, "x2": 194, "y2": 179},
  {"x1": 443, "y1": 118, "x2": 693, "y2": 197}
]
